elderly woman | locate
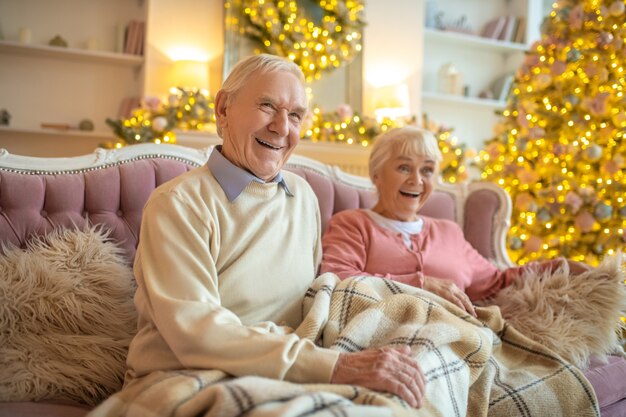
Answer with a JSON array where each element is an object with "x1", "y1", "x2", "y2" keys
[{"x1": 320, "y1": 126, "x2": 588, "y2": 315}]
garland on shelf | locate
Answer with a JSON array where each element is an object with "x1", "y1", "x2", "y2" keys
[
  {"x1": 105, "y1": 94, "x2": 469, "y2": 183},
  {"x1": 301, "y1": 106, "x2": 470, "y2": 183},
  {"x1": 226, "y1": 0, "x2": 365, "y2": 82},
  {"x1": 104, "y1": 88, "x2": 215, "y2": 148}
]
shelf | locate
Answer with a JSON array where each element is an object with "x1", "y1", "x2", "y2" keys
[
  {"x1": 422, "y1": 91, "x2": 506, "y2": 109},
  {"x1": 424, "y1": 28, "x2": 529, "y2": 54},
  {"x1": 0, "y1": 40, "x2": 144, "y2": 67}
]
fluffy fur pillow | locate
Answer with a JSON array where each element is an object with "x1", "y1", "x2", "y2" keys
[
  {"x1": 486, "y1": 254, "x2": 626, "y2": 369},
  {"x1": 0, "y1": 227, "x2": 137, "y2": 406}
]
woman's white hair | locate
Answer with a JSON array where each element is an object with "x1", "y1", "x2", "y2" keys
[
  {"x1": 216, "y1": 54, "x2": 306, "y2": 137},
  {"x1": 368, "y1": 126, "x2": 442, "y2": 183}
]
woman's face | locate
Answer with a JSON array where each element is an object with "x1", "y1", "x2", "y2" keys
[{"x1": 372, "y1": 147, "x2": 437, "y2": 222}]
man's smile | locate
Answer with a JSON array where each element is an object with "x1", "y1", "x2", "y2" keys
[{"x1": 256, "y1": 138, "x2": 284, "y2": 150}]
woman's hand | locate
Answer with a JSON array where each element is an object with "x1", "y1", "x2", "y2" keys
[
  {"x1": 330, "y1": 346, "x2": 425, "y2": 408},
  {"x1": 422, "y1": 275, "x2": 477, "y2": 317}
]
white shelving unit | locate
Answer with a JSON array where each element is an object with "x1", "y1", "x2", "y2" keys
[
  {"x1": 422, "y1": 91, "x2": 503, "y2": 109},
  {"x1": 0, "y1": 0, "x2": 147, "y2": 145},
  {"x1": 420, "y1": 0, "x2": 551, "y2": 150},
  {"x1": 0, "y1": 40, "x2": 144, "y2": 67}
]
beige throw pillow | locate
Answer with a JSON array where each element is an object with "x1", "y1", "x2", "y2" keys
[{"x1": 0, "y1": 227, "x2": 137, "y2": 406}]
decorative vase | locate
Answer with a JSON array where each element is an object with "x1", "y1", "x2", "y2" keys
[{"x1": 438, "y1": 63, "x2": 464, "y2": 96}]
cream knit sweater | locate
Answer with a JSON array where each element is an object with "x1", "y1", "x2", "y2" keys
[{"x1": 125, "y1": 165, "x2": 339, "y2": 385}]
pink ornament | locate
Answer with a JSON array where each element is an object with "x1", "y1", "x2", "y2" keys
[
  {"x1": 553, "y1": 143, "x2": 568, "y2": 156},
  {"x1": 523, "y1": 53, "x2": 540, "y2": 69},
  {"x1": 578, "y1": 187, "x2": 596, "y2": 200},
  {"x1": 523, "y1": 236, "x2": 543, "y2": 253},
  {"x1": 603, "y1": 155, "x2": 624, "y2": 175},
  {"x1": 565, "y1": 191, "x2": 583, "y2": 213},
  {"x1": 152, "y1": 116, "x2": 168, "y2": 132},
  {"x1": 583, "y1": 92, "x2": 610, "y2": 117},
  {"x1": 550, "y1": 61, "x2": 567, "y2": 76},
  {"x1": 519, "y1": 169, "x2": 539, "y2": 185},
  {"x1": 569, "y1": 5, "x2": 583, "y2": 30},
  {"x1": 516, "y1": 108, "x2": 529, "y2": 128},
  {"x1": 610, "y1": 1, "x2": 626, "y2": 16},
  {"x1": 168, "y1": 94, "x2": 179, "y2": 106},
  {"x1": 528, "y1": 127, "x2": 545, "y2": 139},
  {"x1": 142, "y1": 96, "x2": 162, "y2": 112},
  {"x1": 515, "y1": 192, "x2": 535, "y2": 211},
  {"x1": 533, "y1": 73, "x2": 552, "y2": 90},
  {"x1": 336, "y1": 104, "x2": 353, "y2": 121},
  {"x1": 598, "y1": 68, "x2": 610, "y2": 83},
  {"x1": 584, "y1": 63, "x2": 598, "y2": 78},
  {"x1": 575, "y1": 212, "x2": 595, "y2": 233},
  {"x1": 486, "y1": 143, "x2": 502, "y2": 159},
  {"x1": 597, "y1": 32, "x2": 614, "y2": 48}
]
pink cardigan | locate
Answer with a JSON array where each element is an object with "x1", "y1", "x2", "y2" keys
[{"x1": 320, "y1": 209, "x2": 554, "y2": 301}]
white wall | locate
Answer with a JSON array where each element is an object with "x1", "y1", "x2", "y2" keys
[
  {"x1": 362, "y1": 0, "x2": 424, "y2": 118},
  {"x1": 145, "y1": 0, "x2": 223, "y2": 99},
  {"x1": 145, "y1": 0, "x2": 424, "y2": 117}
]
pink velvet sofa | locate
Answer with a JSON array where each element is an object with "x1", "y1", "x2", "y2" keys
[{"x1": 0, "y1": 143, "x2": 624, "y2": 416}]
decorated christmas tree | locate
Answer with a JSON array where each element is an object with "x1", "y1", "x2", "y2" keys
[{"x1": 478, "y1": 0, "x2": 626, "y2": 265}]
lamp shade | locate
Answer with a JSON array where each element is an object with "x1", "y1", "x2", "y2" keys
[
  {"x1": 373, "y1": 83, "x2": 410, "y2": 121},
  {"x1": 169, "y1": 60, "x2": 209, "y2": 90}
]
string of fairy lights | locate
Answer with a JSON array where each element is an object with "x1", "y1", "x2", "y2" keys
[{"x1": 104, "y1": 89, "x2": 469, "y2": 184}]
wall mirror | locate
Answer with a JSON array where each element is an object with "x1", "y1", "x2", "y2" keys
[{"x1": 222, "y1": 0, "x2": 363, "y2": 114}]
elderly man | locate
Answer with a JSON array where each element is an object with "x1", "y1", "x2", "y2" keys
[{"x1": 124, "y1": 53, "x2": 425, "y2": 408}]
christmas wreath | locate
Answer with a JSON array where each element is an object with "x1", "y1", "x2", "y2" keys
[{"x1": 228, "y1": 0, "x2": 365, "y2": 82}]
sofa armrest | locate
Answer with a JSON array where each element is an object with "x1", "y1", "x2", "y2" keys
[{"x1": 464, "y1": 182, "x2": 514, "y2": 268}]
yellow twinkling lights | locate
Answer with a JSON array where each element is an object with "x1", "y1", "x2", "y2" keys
[
  {"x1": 226, "y1": 0, "x2": 364, "y2": 82},
  {"x1": 478, "y1": 0, "x2": 626, "y2": 266},
  {"x1": 106, "y1": 94, "x2": 469, "y2": 184},
  {"x1": 105, "y1": 88, "x2": 215, "y2": 148}
]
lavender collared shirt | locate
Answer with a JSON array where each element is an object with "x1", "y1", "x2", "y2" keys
[{"x1": 207, "y1": 146, "x2": 293, "y2": 202}]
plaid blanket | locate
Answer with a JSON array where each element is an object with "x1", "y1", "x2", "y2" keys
[{"x1": 89, "y1": 274, "x2": 599, "y2": 417}]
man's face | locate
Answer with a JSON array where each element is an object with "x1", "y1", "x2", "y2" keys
[{"x1": 217, "y1": 70, "x2": 307, "y2": 181}]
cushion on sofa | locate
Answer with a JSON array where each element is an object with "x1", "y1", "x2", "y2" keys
[
  {"x1": 0, "y1": 401, "x2": 91, "y2": 417},
  {"x1": 0, "y1": 227, "x2": 136, "y2": 406},
  {"x1": 484, "y1": 253, "x2": 626, "y2": 369},
  {"x1": 600, "y1": 398, "x2": 626, "y2": 417},
  {"x1": 584, "y1": 354, "x2": 626, "y2": 408}
]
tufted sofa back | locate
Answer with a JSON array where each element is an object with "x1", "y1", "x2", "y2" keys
[
  {"x1": 0, "y1": 144, "x2": 512, "y2": 266},
  {"x1": 0, "y1": 158, "x2": 193, "y2": 261}
]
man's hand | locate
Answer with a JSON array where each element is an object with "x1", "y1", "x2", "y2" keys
[
  {"x1": 330, "y1": 346, "x2": 425, "y2": 408},
  {"x1": 423, "y1": 275, "x2": 477, "y2": 317}
]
